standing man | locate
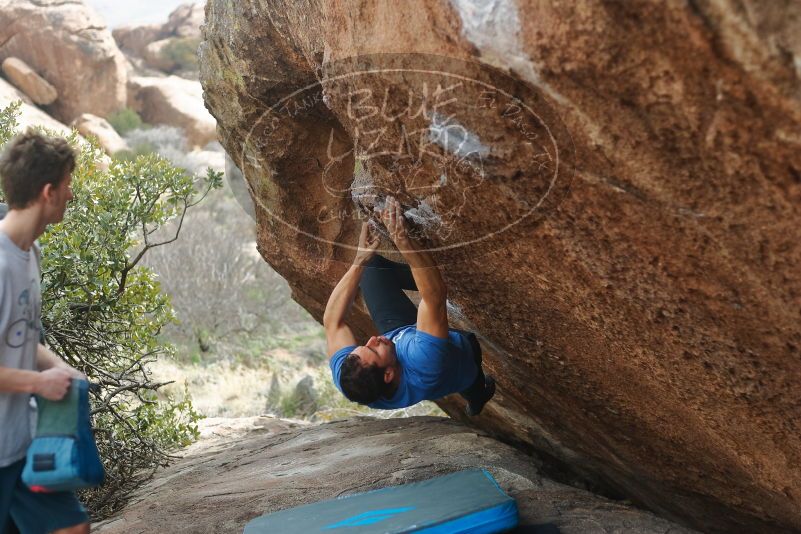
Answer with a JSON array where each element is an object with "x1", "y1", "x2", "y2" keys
[
  {"x1": 325, "y1": 196, "x2": 495, "y2": 415},
  {"x1": 0, "y1": 131, "x2": 90, "y2": 534}
]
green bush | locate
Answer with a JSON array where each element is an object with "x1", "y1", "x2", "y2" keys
[
  {"x1": 0, "y1": 101, "x2": 21, "y2": 146},
  {"x1": 161, "y1": 37, "x2": 201, "y2": 73},
  {"x1": 0, "y1": 102, "x2": 222, "y2": 519},
  {"x1": 107, "y1": 107, "x2": 146, "y2": 136}
]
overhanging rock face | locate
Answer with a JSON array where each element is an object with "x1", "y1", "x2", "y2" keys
[{"x1": 199, "y1": 2, "x2": 801, "y2": 532}]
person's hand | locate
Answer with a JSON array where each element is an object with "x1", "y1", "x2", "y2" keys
[
  {"x1": 35, "y1": 367, "x2": 73, "y2": 401},
  {"x1": 354, "y1": 221, "x2": 380, "y2": 265},
  {"x1": 64, "y1": 366, "x2": 86, "y2": 381},
  {"x1": 381, "y1": 196, "x2": 411, "y2": 249}
]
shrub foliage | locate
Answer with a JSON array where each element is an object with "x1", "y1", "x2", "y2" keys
[
  {"x1": 161, "y1": 37, "x2": 201, "y2": 74},
  {"x1": 106, "y1": 107, "x2": 146, "y2": 137}
]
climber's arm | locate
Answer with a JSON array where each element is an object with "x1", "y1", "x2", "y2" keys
[
  {"x1": 323, "y1": 263, "x2": 363, "y2": 358},
  {"x1": 382, "y1": 197, "x2": 446, "y2": 301},
  {"x1": 325, "y1": 323, "x2": 357, "y2": 359},
  {"x1": 416, "y1": 291, "x2": 448, "y2": 339},
  {"x1": 399, "y1": 237, "x2": 448, "y2": 339},
  {"x1": 382, "y1": 197, "x2": 449, "y2": 339}
]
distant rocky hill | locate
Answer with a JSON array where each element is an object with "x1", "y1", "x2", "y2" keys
[
  {"x1": 0, "y1": 0, "x2": 215, "y2": 155},
  {"x1": 113, "y1": 2, "x2": 204, "y2": 74},
  {"x1": 0, "y1": 0, "x2": 126, "y2": 122}
]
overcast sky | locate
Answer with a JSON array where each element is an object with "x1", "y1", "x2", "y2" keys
[{"x1": 84, "y1": 0, "x2": 197, "y2": 29}]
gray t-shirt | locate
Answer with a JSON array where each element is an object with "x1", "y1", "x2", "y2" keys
[{"x1": 0, "y1": 230, "x2": 41, "y2": 467}]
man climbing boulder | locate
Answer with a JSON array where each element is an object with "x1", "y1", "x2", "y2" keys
[{"x1": 324, "y1": 196, "x2": 495, "y2": 415}]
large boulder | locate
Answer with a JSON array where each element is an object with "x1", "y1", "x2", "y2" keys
[
  {"x1": 93, "y1": 416, "x2": 694, "y2": 533},
  {"x1": 127, "y1": 75, "x2": 216, "y2": 147},
  {"x1": 199, "y1": 1, "x2": 801, "y2": 532},
  {"x1": 112, "y1": 24, "x2": 163, "y2": 59},
  {"x1": 0, "y1": 0, "x2": 127, "y2": 123},
  {"x1": 70, "y1": 114, "x2": 128, "y2": 155},
  {"x1": 1, "y1": 57, "x2": 58, "y2": 106}
]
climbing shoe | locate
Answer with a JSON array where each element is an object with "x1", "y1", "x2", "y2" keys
[{"x1": 466, "y1": 375, "x2": 496, "y2": 417}]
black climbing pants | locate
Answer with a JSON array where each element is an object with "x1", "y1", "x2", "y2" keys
[
  {"x1": 359, "y1": 255, "x2": 488, "y2": 406},
  {"x1": 359, "y1": 254, "x2": 419, "y2": 336}
]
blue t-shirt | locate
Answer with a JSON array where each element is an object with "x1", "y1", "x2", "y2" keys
[{"x1": 329, "y1": 324, "x2": 478, "y2": 409}]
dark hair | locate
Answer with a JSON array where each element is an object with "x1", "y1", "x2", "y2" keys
[
  {"x1": 0, "y1": 130, "x2": 76, "y2": 209},
  {"x1": 340, "y1": 353, "x2": 388, "y2": 405}
]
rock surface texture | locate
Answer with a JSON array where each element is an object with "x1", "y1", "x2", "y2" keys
[
  {"x1": 1, "y1": 57, "x2": 58, "y2": 105},
  {"x1": 199, "y1": 1, "x2": 801, "y2": 532},
  {"x1": 0, "y1": 0, "x2": 127, "y2": 122},
  {"x1": 94, "y1": 416, "x2": 694, "y2": 534}
]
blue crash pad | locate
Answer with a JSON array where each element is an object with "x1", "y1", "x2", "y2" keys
[{"x1": 244, "y1": 468, "x2": 518, "y2": 533}]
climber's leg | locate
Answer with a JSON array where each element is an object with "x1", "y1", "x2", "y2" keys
[
  {"x1": 365, "y1": 254, "x2": 417, "y2": 290},
  {"x1": 360, "y1": 254, "x2": 419, "y2": 335},
  {"x1": 459, "y1": 334, "x2": 496, "y2": 416}
]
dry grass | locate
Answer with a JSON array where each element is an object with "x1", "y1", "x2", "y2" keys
[
  {"x1": 149, "y1": 347, "x2": 315, "y2": 417},
  {"x1": 150, "y1": 348, "x2": 445, "y2": 421}
]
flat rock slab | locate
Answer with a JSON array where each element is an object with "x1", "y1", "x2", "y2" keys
[
  {"x1": 0, "y1": 78, "x2": 72, "y2": 138},
  {"x1": 94, "y1": 416, "x2": 693, "y2": 533}
]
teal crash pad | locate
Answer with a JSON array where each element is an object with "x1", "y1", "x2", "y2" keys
[{"x1": 244, "y1": 468, "x2": 518, "y2": 533}]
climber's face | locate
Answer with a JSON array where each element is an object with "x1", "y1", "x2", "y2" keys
[{"x1": 354, "y1": 335, "x2": 397, "y2": 371}]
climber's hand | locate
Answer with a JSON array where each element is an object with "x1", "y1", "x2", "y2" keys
[
  {"x1": 381, "y1": 196, "x2": 411, "y2": 249},
  {"x1": 354, "y1": 222, "x2": 380, "y2": 265}
]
